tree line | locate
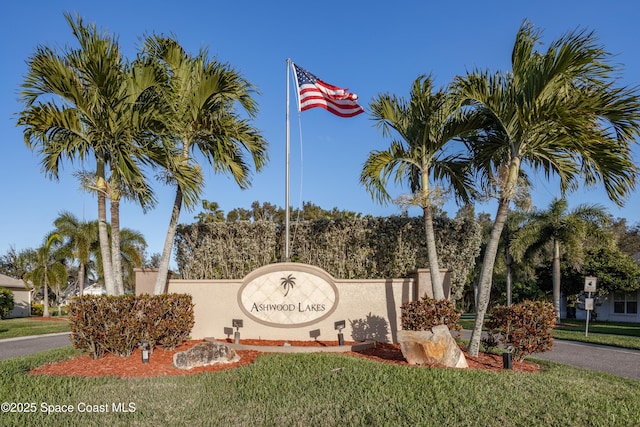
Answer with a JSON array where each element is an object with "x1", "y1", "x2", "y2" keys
[
  {"x1": 0, "y1": 211, "x2": 148, "y2": 317},
  {"x1": 2, "y1": 199, "x2": 638, "y2": 320},
  {"x1": 14, "y1": 15, "x2": 640, "y2": 355},
  {"x1": 187, "y1": 198, "x2": 640, "y2": 311}
]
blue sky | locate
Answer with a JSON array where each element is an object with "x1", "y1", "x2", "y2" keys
[{"x1": 1, "y1": 0, "x2": 639, "y2": 263}]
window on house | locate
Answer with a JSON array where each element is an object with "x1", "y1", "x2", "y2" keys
[{"x1": 613, "y1": 291, "x2": 638, "y2": 314}]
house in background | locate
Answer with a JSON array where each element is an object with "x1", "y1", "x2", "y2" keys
[
  {"x1": 574, "y1": 252, "x2": 640, "y2": 322},
  {"x1": 82, "y1": 283, "x2": 106, "y2": 296},
  {"x1": 0, "y1": 273, "x2": 32, "y2": 318},
  {"x1": 574, "y1": 290, "x2": 640, "y2": 322}
]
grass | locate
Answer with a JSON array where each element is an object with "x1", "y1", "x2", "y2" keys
[
  {"x1": 555, "y1": 319, "x2": 640, "y2": 337},
  {"x1": 554, "y1": 320, "x2": 640, "y2": 350},
  {"x1": 460, "y1": 317, "x2": 640, "y2": 350},
  {"x1": 0, "y1": 317, "x2": 70, "y2": 339},
  {"x1": 0, "y1": 347, "x2": 638, "y2": 426},
  {"x1": 2, "y1": 317, "x2": 639, "y2": 425}
]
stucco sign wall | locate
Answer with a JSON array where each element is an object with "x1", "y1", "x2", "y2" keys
[{"x1": 238, "y1": 263, "x2": 339, "y2": 328}]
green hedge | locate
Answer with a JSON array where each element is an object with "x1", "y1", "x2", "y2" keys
[
  {"x1": 175, "y1": 216, "x2": 481, "y2": 302},
  {"x1": 0, "y1": 287, "x2": 14, "y2": 319},
  {"x1": 68, "y1": 294, "x2": 194, "y2": 359},
  {"x1": 31, "y1": 302, "x2": 44, "y2": 317}
]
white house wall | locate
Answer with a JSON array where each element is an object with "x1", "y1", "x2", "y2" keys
[
  {"x1": 575, "y1": 290, "x2": 640, "y2": 323},
  {"x1": 0, "y1": 273, "x2": 32, "y2": 318}
]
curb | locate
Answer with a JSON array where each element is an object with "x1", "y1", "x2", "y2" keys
[{"x1": 0, "y1": 332, "x2": 71, "y2": 344}]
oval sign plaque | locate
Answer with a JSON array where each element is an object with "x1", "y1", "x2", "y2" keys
[{"x1": 238, "y1": 263, "x2": 339, "y2": 328}]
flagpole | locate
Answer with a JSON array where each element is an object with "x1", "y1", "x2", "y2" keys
[{"x1": 285, "y1": 58, "x2": 291, "y2": 262}]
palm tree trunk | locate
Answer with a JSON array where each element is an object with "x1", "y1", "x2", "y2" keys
[
  {"x1": 423, "y1": 205, "x2": 444, "y2": 299},
  {"x1": 468, "y1": 158, "x2": 520, "y2": 356},
  {"x1": 110, "y1": 193, "x2": 124, "y2": 295},
  {"x1": 96, "y1": 160, "x2": 116, "y2": 296},
  {"x1": 421, "y1": 171, "x2": 444, "y2": 300},
  {"x1": 552, "y1": 239, "x2": 561, "y2": 320},
  {"x1": 78, "y1": 263, "x2": 85, "y2": 296},
  {"x1": 43, "y1": 277, "x2": 50, "y2": 318},
  {"x1": 154, "y1": 185, "x2": 183, "y2": 294},
  {"x1": 505, "y1": 248, "x2": 513, "y2": 306},
  {"x1": 57, "y1": 284, "x2": 62, "y2": 317},
  {"x1": 468, "y1": 199, "x2": 510, "y2": 355}
]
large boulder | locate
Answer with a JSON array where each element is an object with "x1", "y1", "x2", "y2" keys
[
  {"x1": 173, "y1": 342, "x2": 240, "y2": 370},
  {"x1": 397, "y1": 325, "x2": 468, "y2": 368}
]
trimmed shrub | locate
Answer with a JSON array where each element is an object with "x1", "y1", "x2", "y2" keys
[
  {"x1": 0, "y1": 287, "x2": 14, "y2": 319},
  {"x1": 68, "y1": 294, "x2": 194, "y2": 359},
  {"x1": 484, "y1": 300, "x2": 556, "y2": 361},
  {"x1": 31, "y1": 302, "x2": 44, "y2": 317},
  {"x1": 69, "y1": 295, "x2": 137, "y2": 358},
  {"x1": 400, "y1": 296, "x2": 462, "y2": 335},
  {"x1": 135, "y1": 294, "x2": 195, "y2": 350}
]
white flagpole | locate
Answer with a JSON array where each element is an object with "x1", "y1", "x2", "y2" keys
[{"x1": 285, "y1": 59, "x2": 291, "y2": 262}]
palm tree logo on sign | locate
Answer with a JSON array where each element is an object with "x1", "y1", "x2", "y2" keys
[{"x1": 280, "y1": 274, "x2": 296, "y2": 297}]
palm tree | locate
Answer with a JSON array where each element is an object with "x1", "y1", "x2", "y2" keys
[
  {"x1": 498, "y1": 209, "x2": 530, "y2": 306},
  {"x1": 361, "y1": 75, "x2": 482, "y2": 299},
  {"x1": 511, "y1": 198, "x2": 611, "y2": 319},
  {"x1": 54, "y1": 211, "x2": 98, "y2": 296},
  {"x1": 194, "y1": 200, "x2": 226, "y2": 223},
  {"x1": 141, "y1": 36, "x2": 268, "y2": 294},
  {"x1": 18, "y1": 13, "x2": 163, "y2": 295},
  {"x1": 22, "y1": 233, "x2": 67, "y2": 317},
  {"x1": 118, "y1": 228, "x2": 147, "y2": 293},
  {"x1": 455, "y1": 22, "x2": 640, "y2": 355},
  {"x1": 91, "y1": 225, "x2": 147, "y2": 294}
]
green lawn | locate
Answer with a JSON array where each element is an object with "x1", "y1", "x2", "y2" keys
[
  {"x1": 555, "y1": 319, "x2": 640, "y2": 337},
  {"x1": 460, "y1": 317, "x2": 640, "y2": 350},
  {"x1": 0, "y1": 346, "x2": 638, "y2": 426},
  {"x1": 0, "y1": 317, "x2": 70, "y2": 339}
]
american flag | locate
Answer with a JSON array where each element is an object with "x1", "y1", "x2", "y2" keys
[{"x1": 293, "y1": 63, "x2": 364, "y2": 118}]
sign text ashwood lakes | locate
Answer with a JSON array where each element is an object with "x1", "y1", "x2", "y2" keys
[{"x1": 238, "y1": 264, "x2": 338, "y2": 328}]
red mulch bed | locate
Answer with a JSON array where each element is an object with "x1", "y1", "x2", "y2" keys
[{"x1": 29, "y1": 339, "x2": 541, "y2": 379}]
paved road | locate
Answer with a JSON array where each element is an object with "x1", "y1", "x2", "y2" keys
[
  {"x1": 0, "y1": 333, "x2": 71, "y2": 361},
  {"x1": 533, "y1": 339, "x2": 640, "y2": 381},
  {"x1": 460, "y1": 330, "x2": 640, "y2": 381},
  {"x1": 1, "y1": 332, "x2": 639, "y2": 381}
]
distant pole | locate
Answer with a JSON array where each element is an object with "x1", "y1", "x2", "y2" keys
[
  {"x1": 285, "y1": 59, "x2": 291, "y2": 262},
  {"x1": 584, "y1": 277, "x2": 597, "y2": 337},
  {"x1": 585, "y1": 291, "x2": 591, "y2": 337}
]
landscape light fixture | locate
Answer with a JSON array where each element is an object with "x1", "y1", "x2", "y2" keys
[
  {"x1": 232, "y1": 319, "x2": 243, "y2": 345},
  {"x1": 309, "y1": 329, "x2": 321, "y2": 340},
  {"x1": 223, "y1": 327, "x2": 234, "y2": 340},
  {"x1": 141, "y1": 341, "x2": 150, "y2": 364},
  {"x1": 503, "y1": 346, "x2": 513, "y2": 370},
  {"x1": 334, "y1": 320, "x2": 346, "y2": 346}
]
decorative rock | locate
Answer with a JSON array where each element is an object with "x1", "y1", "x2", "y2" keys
[
  {"x1": 397, "y1": 325, "x2": 468, "y2": 368},
  {"x1": 173, "y1": 342, "x2": 240, "y2": 370}
]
